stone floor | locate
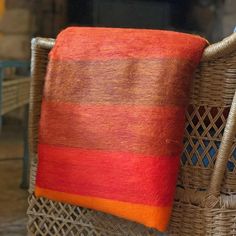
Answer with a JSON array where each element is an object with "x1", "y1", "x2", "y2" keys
[{"x1": 0, "y1": 122, "x2": 28, "y2": 236}]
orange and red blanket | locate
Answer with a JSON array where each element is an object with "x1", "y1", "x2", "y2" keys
[{"x1": 35, "y1": 27, "x2": 207, "y2": 232}]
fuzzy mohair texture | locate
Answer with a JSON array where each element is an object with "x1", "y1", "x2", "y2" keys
[{"x1": 35, "y1": 27, "x2": 208, "y2": 232}]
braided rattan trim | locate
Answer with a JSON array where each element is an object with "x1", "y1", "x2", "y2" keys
[{"x1": 202, "y1": 33, "x2": 236, "y2": 61}]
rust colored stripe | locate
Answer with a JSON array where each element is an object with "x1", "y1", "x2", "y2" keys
[
  {"x1": 35, "y1": 186, "x2": 172, "y2": 232},
  {"x1": 44, "y1": 59, "x2": 194, "y2": 106},
  {"x1": 51, "y1": 27, "x2": 207, "y2": 62},
  {"x1": 39, "y1": 100, "x2": 186, "y2": 156},
  {"x1": 36, "y1": 143, "x2": 179, "y2": 206}
]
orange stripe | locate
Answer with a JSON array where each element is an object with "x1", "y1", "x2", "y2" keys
[
  {"x1": 51, "y1": 27, "x2": 208, "y2": 62},
  {"x1": 35, "y1": 186, "x2": 172, "y2": 232}
]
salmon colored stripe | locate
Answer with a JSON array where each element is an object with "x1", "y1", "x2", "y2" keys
[
  {"x1": 51, "y1": 27, "x2": 207, "y2": 62},
  {"x1": 36, "y1": 144, "x2": 180, "y2": 206},
  {"x1": 35, "y1": 186, "x2": 172, "y2": 232},
  {"x1": 39, "y1": 100, "x2": 186, "y2": 156}
]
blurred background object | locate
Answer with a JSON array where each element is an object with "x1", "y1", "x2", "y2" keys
[
  {"x1": 33, "y1": 0, "x2": 230, "y2": 42},
  {"x1": 0, "y1": 0, "x2": 5, "y2": 18},
  {"x1": 0, "y1": 0, "x2": 235, "y2": 235}
]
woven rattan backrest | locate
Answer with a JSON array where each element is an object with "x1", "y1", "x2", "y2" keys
[
  {"x1": 182, "y1": 49, "x2": 236, "y2": 195},
  {"x1": 29, "y1": 34, "x2": 236, "y2": 206}
]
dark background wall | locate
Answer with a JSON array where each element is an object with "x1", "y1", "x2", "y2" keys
[
  {"x1": 8, "y1": 0, "x2": 232, "y2": 43},
  {"x1": 65, "y1": 0, "x2": 224, "y2": 42}
]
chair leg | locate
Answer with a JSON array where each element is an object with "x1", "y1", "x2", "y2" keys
[
  {"x1": 0, "y1": 69, "x2": 3, "y2": 132},
  {"x1": 20, "y1": 105, "x2": 29, "y2": 189}
]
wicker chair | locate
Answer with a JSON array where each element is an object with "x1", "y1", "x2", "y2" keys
[{"x1": 27, "y1": 33, "x2": 236, "y2": 236}]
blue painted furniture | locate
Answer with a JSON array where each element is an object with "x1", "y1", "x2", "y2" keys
[{"x1": 0, "y1": 60, "x2": 30, "y2": 188}]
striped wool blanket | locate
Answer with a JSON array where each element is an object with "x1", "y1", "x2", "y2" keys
[{"x1": 35, "y1": 27, "x2": 207, "y2": 232}]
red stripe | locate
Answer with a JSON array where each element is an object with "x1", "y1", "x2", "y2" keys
[{"x1": 36, "y1": 144, "x2": 180, "y2": 206}]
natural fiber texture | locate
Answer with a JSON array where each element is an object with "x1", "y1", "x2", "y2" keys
[
  {"x1": 27, "y1": 34, "x2": 236, "y2": 236},
  {"x1": 34, "y1": 27, "x2": 207, "y2": 232}
]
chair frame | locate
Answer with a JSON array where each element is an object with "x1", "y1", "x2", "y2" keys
[{"x1": 27, "y1": 34, "x2": 236, "y2": 235}]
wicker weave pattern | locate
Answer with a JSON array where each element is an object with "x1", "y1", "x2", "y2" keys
[
  {"x1": 27, "y1": 35, "x2": 236, "y2": 236},
  {"x1": 191, "y1": 52, "x2": 236, "y2": 106},
  {"x1": 179, "y1": 105, "x2": 234, "y2": 191}
]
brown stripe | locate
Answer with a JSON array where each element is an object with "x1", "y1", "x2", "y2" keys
[{"x1": 44, "y1": 58, "x2": 195, "y2": 106}]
